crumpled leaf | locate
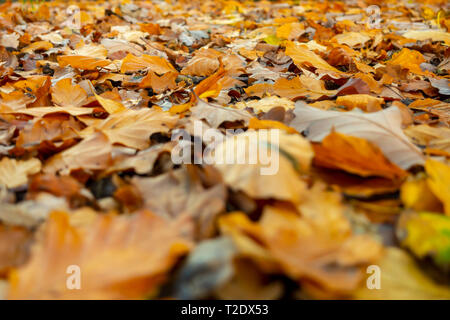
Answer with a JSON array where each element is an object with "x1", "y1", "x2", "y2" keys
[
  {"x1": 387, "y1": 48, "x2": 428, "y2": 75},
  {"x1": 220, "y1": 187, "x2": 383, "y2": 298},
  {"x1": 44, "y1": 132, "x2": 112, "y2": 175}
]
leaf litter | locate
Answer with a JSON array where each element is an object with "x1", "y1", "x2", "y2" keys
[{"x1": 0, "y1": 0, "x2": 449, "y2": 300}]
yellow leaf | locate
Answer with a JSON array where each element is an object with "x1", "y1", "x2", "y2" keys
[
  {"x1": 83, "y1": 108, "x2": 178, "y2": 150},
  {"x1": 398, "y1": 211, "x2": 450, "y2": 268},
  {"x1": 355, "y1": 248, "x2": 450, "y2": 300},
  {"x1": 249, "y1": 118, "x2": 298, "y2": 134},
  {"x1": 234, "y1": 96, "x2": 294, "y2": 113},
  {"x1": 401, "y1": 175, "x2": 442, "y2": 212},
  {"x1": 87, "y1": 81, "x2": 127, "y2": 114},
  {"x1": 0, "y1": 158, "x2": 41, "y2": 189},
  {"x1": 425, "y1": 159, "x2": 450, "y2": 215}
]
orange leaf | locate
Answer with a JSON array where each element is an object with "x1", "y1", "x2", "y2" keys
[
  {"x1": 87, "y1": 81, "x2": 127, "y2": 114},
  {"x1": 285, "y1": 41, "x2": 344, "y2": 74},
  {"x1": 194, "y1": 65, "x2": 226, "y2": 99},
  {"x1": 51, "y1": 79, "x2": 88, "y2": 108},
  {"x1": 387, "y1": 48, "x2": 428, "y2": 75},
  {"x1": 8, "y1": 210, "x2": 192, "y2": 299},
  {"x1": 120, "y1": 53, "x2": 176, "y2": 74},
  {"x1": 249, "y1": 118, "x2": 297, "y2": 134},
  {"x1": 139, "y1": 23, "x2": 161, "y2": 35},
  {"x1": 21, "y1": 41, "x2": 53, "y2": 53},
  {"x1": 336, "y1": 94, "x2": 384, "y2": 112},
  {"x1": 274, "y1": 76, "x2": 337, "y2": 101},
  {"x1": 244, "y1": 83, "x2": 275, "y2": 98},
  {"x1": 138, "y1": 71, "x2": 179, "y2": 93},
  {"x1": 57, "y1": 55, "x2": 111, "y2": 71},
  {"x1": 313, "y1": 131, "x2": 407, "y2": 180}
]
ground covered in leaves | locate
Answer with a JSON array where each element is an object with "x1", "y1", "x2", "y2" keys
[{"x1": 0, "y1": 0, "x2": 449, "y2": 300}]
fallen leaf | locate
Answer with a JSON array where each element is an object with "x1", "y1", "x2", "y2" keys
[
  {"x1": 44, "y1": 132, "x2": 112, "y2": 175},
  {"x1": 0, "y1": 158, "x2": 41, "y2": 189},
  {"x1": 83, "y1": 108, "x2": 177, "y2": 150},
  {"x1": 402, "y1": 30, "x2": 450, "y2": 45},
  {"x1": 274, "y1": 76, "x2": 337, "y2": 101},
  {"x1": 425, "y1": 159, "x2": 450, "y2": 215},
  {"x1": 57, "y1": 55, "x2": 111, "y2": 71},
  {"x1": 51, "y1": 78, "x2": 88, "y2": 108},
  {"x1": 120, "y1": 53, "x2": 176, "y2": 74},
  {"x1": 397, "y1": 211, "x2": 450, "y2": 270},
  {"x1": 8, "y1": 210, "x2": 192, "y2": 299},
  {"x1": 290, "y1": 103, "x2": 425, "y2": 169},
  {"x1": 209, "y1": 130, "x2": 313, "y2": 203},
  {"x1": 285, "y1": 41, "x2": 344, "y2": 75},
  {"x1": 191, "y1": 99, "x2": 251, "y2": 128},
  {"x1": 355, "y1": 247, "x2": 450, "y2": 299},
  {"x1": 235, "y1": 96, "x2": 294, "y2": 113},
  {"x1": 313, "y1": 131, "x2": 407, "y2": 180},
  {"x1": 336, "y1": 94, "x2": 384, "y2": 112}
]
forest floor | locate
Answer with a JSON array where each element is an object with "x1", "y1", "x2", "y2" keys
[{"x1": 0, "y1": 0, "x2": 449, "y2": 300}]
